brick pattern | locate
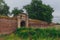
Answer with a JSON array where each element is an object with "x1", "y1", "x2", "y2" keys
[
  {"x1": 0, "y1": 16, "x2": 55, "y2": 34},
  {"x1": 29, "y1": 19, "x2": 48, "y2": 27},
  {"x1": 0, "y1": 18, "x2": 17, "y2": 34}
]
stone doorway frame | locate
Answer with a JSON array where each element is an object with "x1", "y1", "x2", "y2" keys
[{"x1": 17, "y1": 13, "x2": 28, "y2": 28}]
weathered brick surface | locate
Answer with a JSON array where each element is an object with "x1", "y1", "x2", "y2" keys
[
  {"x1": 0, "y1": 17, "x2": 17, "y2": 34},
  {"x1": 0, "y1": 16, "x2": 54, "y2": 34},
  {"x1": 29, "y1": 19, "x2": 48, "y2": 27}
]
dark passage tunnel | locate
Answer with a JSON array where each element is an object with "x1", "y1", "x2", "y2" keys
[{"x1": 21, "y1": 21, "x2": 26, "y2": 27}]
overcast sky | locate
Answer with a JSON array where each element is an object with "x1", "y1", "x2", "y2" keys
[{"x1": 4, "y1": 0, "x2": 60, "y2": 23}]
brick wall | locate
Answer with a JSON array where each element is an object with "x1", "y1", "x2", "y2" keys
[
  {"x1": 29, "y1": 19, "x2": 48, "y2": 27},
  {"x1": 0, "y1": 16, "x2": 55, "y2": 34},
  {"x1": 0, "y1": 17, "x2": 17, "y2": 34}
]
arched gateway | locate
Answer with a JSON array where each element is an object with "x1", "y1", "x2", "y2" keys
[
  {"x1": 21, "y1": 21, "x2": 26, "y2": 27},
  {"x1": 17, "y1": 13, "x2": 28, "y2": 28}
]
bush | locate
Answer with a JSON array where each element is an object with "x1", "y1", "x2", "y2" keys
[{"x1": 15, "y1": 27, "x2": 60, "y2": 40}]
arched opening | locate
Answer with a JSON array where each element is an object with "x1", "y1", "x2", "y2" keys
[{"x1": 21, "y1": 21, "x2": 26, "y2": 27}]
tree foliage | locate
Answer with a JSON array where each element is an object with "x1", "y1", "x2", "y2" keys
[
  {"x1": 24, "y1": 0, "x2": 54, "y2": 23},
  {"x1": 11, "y1": 8, "x2": 23, "y2": 16},
  {"x1": 0, "y1": 0, "x2": 9, "y2": 16}
]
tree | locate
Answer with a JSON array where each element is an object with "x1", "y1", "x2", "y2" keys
[
  {"x1": 23, "y1": 0, "x2": 54, "y2": 23},
  {"x1": 11, "y1": 8, "x2": 23, "y2": 16},
  {"x1": 0, "y1": 0, "x2": 9, "y2": 16}
]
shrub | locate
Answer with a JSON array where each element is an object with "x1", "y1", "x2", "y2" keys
[{"x1": 15, "y1": 27, "x2": 60, "y2": 40}]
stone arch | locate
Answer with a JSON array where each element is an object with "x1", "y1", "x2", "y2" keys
[{"x1": 17, "y1": 13, "x2": 28, "y2": 28}]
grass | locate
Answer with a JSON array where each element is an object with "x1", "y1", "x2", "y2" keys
[{"x1": 2, "y1": 34, "x2": 60, "y2": 40}]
